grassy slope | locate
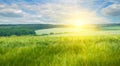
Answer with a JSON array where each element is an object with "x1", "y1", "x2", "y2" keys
[{"x1": 0, "y1": 35, "x2": 120, "y2": 66}]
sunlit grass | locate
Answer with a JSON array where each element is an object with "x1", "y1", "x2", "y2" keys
[
  {"x1": 0, "y1": 35, "x2": 120, "y2": 66},
  {"x1": 35, "y1": 23, "x2": 99, "y2": 36}
]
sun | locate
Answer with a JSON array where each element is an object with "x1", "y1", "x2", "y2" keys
[
  {"x1": 73, "y1": 20, "x2": 86, "y2": 28},
  {"x1": 75, "y1": 21, "x2": 84, "y2": 27},
  {"x1": 72, "y1": 20, "x2": 98, "y2": 31}
]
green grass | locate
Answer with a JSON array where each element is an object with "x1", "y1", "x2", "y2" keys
[
  {"x1": 101, "y1": 26, "x2": 120, "y2": 30},
  {"x1": 0, "y1": 35, "x2": 120, "y2": 66},
  {"x1": 35, "y1": 28, "x2": 120, "y2": 36}
]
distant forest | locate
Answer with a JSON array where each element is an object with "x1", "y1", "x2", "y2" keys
[
  {"x1": 0, "y1": 24, "x2": 120, "y2": 36},
  {"x1": 0, "y1": 24, "x2": 65, "y2": 36}
]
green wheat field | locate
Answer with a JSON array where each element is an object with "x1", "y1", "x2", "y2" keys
[{"x1": 0, "y1": 35, "x2": 120, "y2": 66}]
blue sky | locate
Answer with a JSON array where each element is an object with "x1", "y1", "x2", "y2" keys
[{"x1": 0, "y1": 0, "x2": 120, "y2": 24}]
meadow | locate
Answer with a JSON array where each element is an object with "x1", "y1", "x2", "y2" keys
[
  {"x1": 0, "y1": 35, "x2": 120, "y2": 66},
  {"x1": 35, "y1": 28, "x2": 120, "y2": 36},
  {"x1": 0, "y1": 24, "x2": 120, "y2": 66}
]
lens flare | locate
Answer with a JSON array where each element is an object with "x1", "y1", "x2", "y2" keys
[{"x1": 74, "y1": 20, "x2": 85, "y2": 28}]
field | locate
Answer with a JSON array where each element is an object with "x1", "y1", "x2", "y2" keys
[
  {"x1": 0, "y1": 24, "x2": 120, "y2": 66},
  {"x1": 35, "y1": 28, "x2": 120, "y2": 36},
  {"x1": 0, "y1": 35, "x2": 120, "y2": 66}
]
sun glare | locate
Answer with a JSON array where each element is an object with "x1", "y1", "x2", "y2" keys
[
  {"x1": 63, "y1": 9, "x2": 100, "y2": 31},
  {"x1": 70, "y1": 20, "x2": 98, "y2": 31},
  {"x1": 70, "y1": 20, "x2": 87, "y2": 30},
  {"x1": 74, "y1": 20, "x2": 85, "y2": 28}
]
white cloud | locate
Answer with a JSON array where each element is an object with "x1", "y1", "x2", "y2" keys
[
  {"x1": 105, "y1": 0, "x2": 120, "y2": 3},
  {"x1": 0, "y1": 8, "x2": 23, "y2": 17},
  {"x1": 102, "y1": 4, "x2": 120, "y2": 16},
  {"x1": 0, "y1": 4, "x2": 26, "y2": 18},
  {"x1": 0, "y1": 0, "x2": 109, "y2": 24}
]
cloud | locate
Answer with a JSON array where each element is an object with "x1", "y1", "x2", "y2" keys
[
  {"x1": 0, "y1": 3, "x2": 43, "y2": 24},
  {"x1": 0, "y1": 0, "x2": 109, "y2": 24},
  {"x1": 102, "y1": 4, "x2": 120, "y2": 16},
  {"x1": 0, "y1": 12, "x2": 22, "y2": 17},
  {"x1": 0, "y1": 9, "x2": 22, "y2": 18},
  {"x1": 0, "y1": 4, "x2": 25, "y2": 18},
  {"x1": 105, "y1": 0, "x2": 120, "y2": 3}
]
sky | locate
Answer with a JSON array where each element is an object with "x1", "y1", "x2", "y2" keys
[{"x1": 0, "y1": 0, "x2": 120, "y2": 24}]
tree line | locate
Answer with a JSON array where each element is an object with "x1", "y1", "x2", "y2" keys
[
  {"x1": 0, "y1": 28, "x2": 35, "y2": 36},
  {"x1": 0, "y1": 24, "x2": 65, "y2": 36}
]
